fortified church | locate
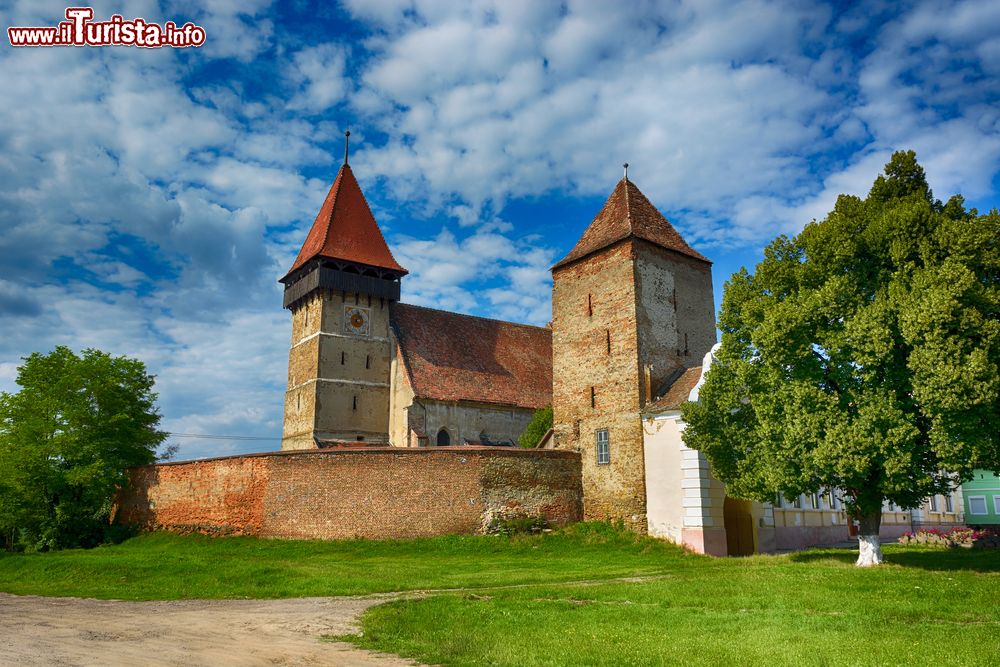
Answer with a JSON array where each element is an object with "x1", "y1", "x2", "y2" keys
[
  {"x1": 118, "y1": 139, "x2": 967, "y2": 556},
  {"x1": 277, "y1": 141, "x2": 731, "y2": 548}
]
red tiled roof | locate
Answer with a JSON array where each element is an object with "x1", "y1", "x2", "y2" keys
[
  {"x1": 645, "y1": 366, "x2": 702, "y2": 413},
  {"x1": 553, "y1": 178, "x2": 709, "y2": 270},
  {"x1": 391, "y1": 303, "x2": 552, "y2": 410},
  {"x1": 283, "y1": 164, "x2": 407, "y2": 280}
]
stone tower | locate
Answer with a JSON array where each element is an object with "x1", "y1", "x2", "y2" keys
[
  {"x1": 551, "y1": 175, "x2": 715, "y2": 530},
  {"x1": 279, "y1": 155, "x2": 407, "y2": 450}
]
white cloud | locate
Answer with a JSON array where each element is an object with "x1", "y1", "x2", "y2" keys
[{"x1": 287, "y1": 43, "x2": 350, "y2": 112}]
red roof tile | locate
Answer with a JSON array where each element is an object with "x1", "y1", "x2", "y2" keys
[
  {"x1": 644, "y1": 366, "x2": 702, "y2": 413},
  {"x1": 283, "y1": 164, "x2": 407, "y2": 280},
  {"x1": 553, "y1": 178, "x2": 709, "y2": 270},
  {"x1": 391, "y1": 304, "x2": 552, "y2": 410}
]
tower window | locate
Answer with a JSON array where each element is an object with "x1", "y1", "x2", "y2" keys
[
  {"x1": 437, "y1": 428, "x2": 451, "y2": 446},
  {"x1": 596, "y1": 428, "x2": 610, "y2": 465},
  {"x1": 366, "y1": 355, "x2": 370, "y2": 369},
  {"x1": 606, "y1": 329, "x2": 611, "y2": 355},
  {"x1": 341, "y1": 351, "x2": 346, "y2": 365},
  {"x1": 684, "y1": 333, "x2": 689, "y2": 356},
  {"x1": 352, "y1": 395, "x2": 357, "y2": 411},
  {"x1": 587, "y1": 293, "x2": 592, "y2": 317},
  {"x1": 590, "y1": 386, "x2": 596, "y2": 409}
]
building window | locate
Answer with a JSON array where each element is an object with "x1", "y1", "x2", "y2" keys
[
  {"x1": 341, "y1": 351, "x2": 346, "y2": 365},
  {"x1": 596, "y1": 429, "x2": 610, "y2": 465},
  {"x1": 969, "y1": 496, "x2": 987, "y2": 515},
  {"x1": 352, "y1": 395, "x2": 357, "y2": 411},
  {"x1": 437, "y1": 428, "x2": 451, "y2": 446},
  {"x1": 810, "y1": 493, "x2": 820, "y2": 510},
  {"x1": 825, "y1": 490, "x2": 835, "y2": 509},
  {"x1": 792, "y1": 495, "x2": 802, "y2": 509},
  {"x1": 994, "y1": 495, "x2": 1000, "y2": 514},
  {"x1": 590, "y1": 386, "x2": 596, "y2": 409},
  {"x1": 606, "y1": 329, "x2": 611, "y2": 355},
  {"x1": 929, "y1": 495, "x2": 938, "y2": 512},
  {"x1": 774, "y1": 493, "x2": 784, "y2": 507},
  {"x1": 366, "y1": 355, "x2": 371, "y2": 369},
  {"x1": 587, "y1": 293, "x2": 593, "y2": 317},
  {"x1": 945, "y1": 494, "x2": 953, "y2": 513}
]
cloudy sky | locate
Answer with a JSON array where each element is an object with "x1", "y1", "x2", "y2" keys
[{"x1": 2, "y1": 0, "x2": 998, "y2": 459}]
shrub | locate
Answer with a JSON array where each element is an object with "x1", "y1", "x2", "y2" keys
[{"x1": 897, "y1": 527, "x2": 999, "y2": 548}]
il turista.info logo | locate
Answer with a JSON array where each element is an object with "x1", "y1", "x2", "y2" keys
[{"x1": 8, "y1": 7, "x2": 206, "y2": 48}]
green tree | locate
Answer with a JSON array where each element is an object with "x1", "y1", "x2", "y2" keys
[
  {"x1": 0, "y1": 347, "x2": 167, "y2": 550},
  {"x1": 518, "y1": 406, "x2": 553, "y2": 448},
  {"x1": 681, "y1": 151, "x2": 1000, "y2": 566}
]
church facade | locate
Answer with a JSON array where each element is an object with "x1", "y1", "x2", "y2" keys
[{"x1": 273, "y1": 152, "x2": 966, "y2": 555}]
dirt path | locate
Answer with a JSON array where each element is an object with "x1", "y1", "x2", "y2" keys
[{"x1": 0, "y1": 593, "x2": 421, "y2": 666}]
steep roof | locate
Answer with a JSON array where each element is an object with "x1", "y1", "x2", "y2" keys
[
  {"x1": 644, "y1": 365, "x2": 703, "y2": 413},
  {"x1": 552, "y1": 178, "x2": 709, "y2": 270},
  {"x1": 391, "y1": 303, "x2": 552, "y2": 410},
  {"x1": 283, "y1": 164, "x2": 407, "y2": 281}
]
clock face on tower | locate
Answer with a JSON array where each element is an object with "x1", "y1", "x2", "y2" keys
[{"x1": 344, "y1": 306, "x2": 371, "y2": 336}]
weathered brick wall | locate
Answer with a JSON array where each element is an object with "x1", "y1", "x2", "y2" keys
[
  {"x1": 552, "y1": 241, "x2": 648, "y2": 530},
  {"x1": 116, "y1": 447, "x2": 582, "y2": 540}
]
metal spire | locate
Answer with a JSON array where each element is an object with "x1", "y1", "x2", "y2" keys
[
  {"x1": 623, "y1": 162, "x2": 629, "y2": 181},
  {"x1": 344, "y1": 130, "x2": 351, "y2": 166}
]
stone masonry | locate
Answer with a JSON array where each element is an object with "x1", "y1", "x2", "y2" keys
[{"x1": 117, "y1": 447, "x2": 582, "y2": 540}]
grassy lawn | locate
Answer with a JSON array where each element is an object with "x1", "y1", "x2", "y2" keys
[
  {"x1": 0, "y1": 523, "x2": 698, "y2": 599},
  {"x1": 2, "y1": 523, "x2": 998, "y2": 666}
]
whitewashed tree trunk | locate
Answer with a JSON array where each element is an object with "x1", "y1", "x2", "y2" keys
[{"x1": 856, "y1": 534, "x2": 883, "y2": 567}]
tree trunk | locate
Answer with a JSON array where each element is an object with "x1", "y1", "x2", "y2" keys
[{"x1": 855, "y1": 510, "x2": 883, "y2": 567}]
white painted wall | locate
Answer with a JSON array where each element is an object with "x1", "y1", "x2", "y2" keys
[{"x1": 643, "y1": 413, "x2": 686, "y2": 542}]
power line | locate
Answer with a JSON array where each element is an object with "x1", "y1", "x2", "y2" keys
[{"x1": 165, "y1": 432, "x2": 280, "y2": 441}]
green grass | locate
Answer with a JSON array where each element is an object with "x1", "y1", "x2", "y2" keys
[
  {"x1": 2, "y1": 524, "x2": 998, "y2": 666},
  {"x1": 0, "y1": 522, "x2": 696, "y2": 599}
]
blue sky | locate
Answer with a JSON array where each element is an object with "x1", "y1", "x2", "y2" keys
[{"x1": 1, "y1": 0, "x2": 998, "y2": 460}]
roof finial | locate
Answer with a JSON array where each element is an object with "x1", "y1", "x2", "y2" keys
[
  {"x1": 344, "y1": 130, "x2": 351, "y2": 166},
  {"x1": 623, "y1": 162, "x2": 629, "y2": 181}
]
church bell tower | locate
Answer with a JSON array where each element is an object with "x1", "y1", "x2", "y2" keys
[{"x1": 279, "y1": 132, "x2": 407, "y2": 449}]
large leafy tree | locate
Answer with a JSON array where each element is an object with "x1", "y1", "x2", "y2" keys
[
  {"x1": 681, "y1": 151, "x2": 1000, "y2": 566},
  {"x1": 0, "y1": 347, "x2": 167, "y2": 550}
]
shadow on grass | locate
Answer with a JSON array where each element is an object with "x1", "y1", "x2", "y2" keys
[{"x1": 789, "y1": 547, "x2": 1000, "y2": 572}]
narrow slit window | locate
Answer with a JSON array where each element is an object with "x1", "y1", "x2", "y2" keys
[
  {"x1": 365, "y1": 355, "x2": 370, "y2": 369},
  {"x1": 352, "y1": 395, "x2": 357, "y2": 411},
  {"x1": 341, "y1": 351, "x2": 346, "y2": 365},
  {"x1": 684, "y1": 333, "x2": 689, "y2": 356},
  {"x1": 590, "y1": 386, "x2": 596, "y2": 409},
  {"x1": 606, "y1": 329, "x2": 611, "y2": 355},
  {"x1": 596, "y1": 429, "x2": 610, "y2": 465},
  {"x1": 587, "y1": 293, "x2": 593, "y2": 317}
]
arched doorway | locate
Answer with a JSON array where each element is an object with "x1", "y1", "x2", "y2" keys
[
  {"x1": 436, "y1": 428, "x2": 451, "y2": 446},
  {"x1": 724, "y1": 497, "x2": 755, "y2": 556}
]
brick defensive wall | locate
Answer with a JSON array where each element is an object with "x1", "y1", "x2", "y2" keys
[{"x1": 115, "y1": 447, "x2": 583, "y2": 540}]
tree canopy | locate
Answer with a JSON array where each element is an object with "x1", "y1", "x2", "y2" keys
[
  {"x1": 681, "y1": 151, "x2": 1000, "y2": 564},
  {"x1": 0, "y1": 347, "x2": 167, "y2": 550}
]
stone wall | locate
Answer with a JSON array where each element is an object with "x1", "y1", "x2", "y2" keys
[
  {"x1": 552, "y1": 241, "x2": 648, "y2": 529},
  {"x1": 116, "y1": 447, "x2": 582, "y2": 540},
  {"x1": 282, "y1": 289, "x2": 395, "y2": 449}
]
